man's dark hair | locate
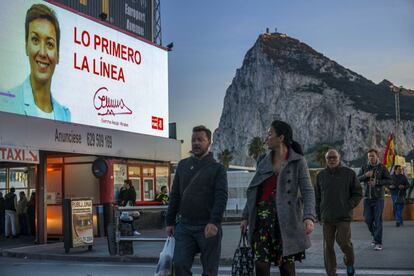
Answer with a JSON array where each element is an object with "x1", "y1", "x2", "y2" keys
[
  {"x1": 192, "y1": 125, "x2": 211, "y2": 141},
  {"x1": 394, "y1": 165, "x2": 401, "y2": 170},
  {"x1": 25, "y1": 4, "x2": 60, "y2": 52},
  {"x1": 367, "y1": 148, "x2": 378, "y2": 155},
  {"x1": 10, "y1": 187, "x2": 15, "y2": 193}
]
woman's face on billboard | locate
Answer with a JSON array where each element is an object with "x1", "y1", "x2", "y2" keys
[{"x1": 26, "y1": 18, "x2": 59, "y2": 86}]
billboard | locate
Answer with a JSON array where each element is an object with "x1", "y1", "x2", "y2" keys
[
  {"x1": 52, "y1": 0, "x2": 154, "y2": 42},
  {"x1": 0, "y1": 0, "x2": 168, "y2": 138}
]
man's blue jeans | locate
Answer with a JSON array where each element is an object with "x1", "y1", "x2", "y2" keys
[
  {"x1": 173, "y1": 223, "x2": 222, "y2": 276},
  {"x1": 363, "y1": 198, "x2": 384, "y2": 245},
  {"x1": 391, "y1": 194, "x2": 404, "y2": 224}
]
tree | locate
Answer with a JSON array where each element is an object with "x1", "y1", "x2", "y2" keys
[
  {"x1": 248, "y1": 137, "x2": 266, "y2": 162},
  {"x1": 314, "y1": 144, "x2": 332, "y2": 167},
  {"x1": 217, "y1": 149, "x2": 233, "y2": 169}
]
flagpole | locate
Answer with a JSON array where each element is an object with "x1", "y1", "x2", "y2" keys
[{"x1": 391, "y1": 85, "x2": 402, "y2": 155}]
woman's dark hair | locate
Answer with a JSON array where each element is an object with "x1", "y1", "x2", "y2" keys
[{"x1": 271, "y1": 120, "x2": 304, "y2": 155}]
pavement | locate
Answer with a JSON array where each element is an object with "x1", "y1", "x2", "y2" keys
[{"x1": 1, "y1": 221, "x2": 414, "y2": 270}]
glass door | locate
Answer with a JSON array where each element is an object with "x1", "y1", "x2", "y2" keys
[
  {"x1": 128, "y1": 166, "x2": 141, "y2": 202},
  {"x1": 0, "y1": 168, "x2": 6, "y2": 196},
  {"x1": 142, "y1": 167, "x2": 155, "y2": 201},
  {"x1": 113, "y1": 163, "x2": 127, "y2": 204},
  {"x1": 143, "y1": 178, "x2": 154, "y2": 201},
  {"x1": 46, "y1": 165, "x2": 63, "y2": 235}
]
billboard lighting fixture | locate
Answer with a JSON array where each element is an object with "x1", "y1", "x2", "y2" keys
[
  {"x1": 166, "y1": 42, "x2": 174, "y2": 51},
  {"x1": 99, "y1": 12, "x2": 108, "y2": 21}
]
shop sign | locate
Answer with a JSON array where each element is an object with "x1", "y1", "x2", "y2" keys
[{"x1": 0, "y1": 146, "x2": 39, "y2": 164}]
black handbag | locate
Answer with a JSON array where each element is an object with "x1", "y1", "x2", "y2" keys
[{"x1": 231, "y1": 232, "x2": 254, "y2": 276}]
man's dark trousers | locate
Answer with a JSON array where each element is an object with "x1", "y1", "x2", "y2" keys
[
  {"x1": 173, "y1": 223, "x2": 222, "y2": 276},
  {"x1": 363, "y1": 198, "x2": 384, "y2": 244},
  {"x1": 323, "y1": 221, "x2": 355, "y2": 276},
  {"x1": 0, "y1": 213, "x2": 4, "y2": 236},
  {"x1": 391, "y1": 194, "x2": 404, "y2": 224}
]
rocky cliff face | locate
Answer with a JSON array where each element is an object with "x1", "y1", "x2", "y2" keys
[{"x1": 212, "y1": 33, "x2": 414, "y2": 167}]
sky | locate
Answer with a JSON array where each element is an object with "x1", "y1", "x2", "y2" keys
[{"x1": 161, "y1": 0, "x2": 414, "y2": 157}]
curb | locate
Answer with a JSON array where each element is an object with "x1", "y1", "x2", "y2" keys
[
  {"x1": 1, "y1": 248, "x2": 234, "y2": 266},
  {"x1": 3, "y1": 249, "x2": 414, "y2": 270}
]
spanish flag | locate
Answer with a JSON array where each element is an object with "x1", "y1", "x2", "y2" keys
[{"x1": 383, "y1": 133, "x2": 395, "y2": 169}]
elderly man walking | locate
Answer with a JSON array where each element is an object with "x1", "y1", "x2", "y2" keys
[{"x1": 315, "y1": 149, "x2": 362, "y2": 276}]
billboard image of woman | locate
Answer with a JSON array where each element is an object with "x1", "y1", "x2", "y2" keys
[{"x1": 0, "y1": 4, "x2": 70, "y2": 121}]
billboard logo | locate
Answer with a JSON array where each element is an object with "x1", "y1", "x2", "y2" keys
[
  {"x1": 151, "y1": 116, "x2": 164, "y2": 130},
  {"x1": 93, "y1": 87, "x2": 132, "y2": 116}
]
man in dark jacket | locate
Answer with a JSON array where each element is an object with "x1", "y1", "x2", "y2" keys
[
  {"x1": 166, "y1": 125, "x2": 228, "y2": 276},
  {"x1": 389, "y1": 165, "x2": 409, "y2": 227},
  {"x1": 315, "y1": 149, "x2": 362, "y2": 276},
  {"x1": 118, "y1": 180, "x2": 140, "y2": 235},
  {"x1": 357, "y1": 149, "x2": 392, "y2": 251},
  {"x1": 118, "y1": 180, "x2": 136, "y2": 207}
]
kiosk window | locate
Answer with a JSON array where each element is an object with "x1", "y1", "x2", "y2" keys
[
  {"x1": 156, "y1": 166, "x2": 169, "y2": 193},
  {"x1": 128, "y1": 166, "x2": 141, "y2": 177},
  {"x1": 143, "y1": 167, "x2": 154, "y2": 177},
  {"x1": 128, "y1": 166, "x2": 141, "y2": 201},
  {"x1": 143, "y1": 178, "x2": 154, "y2": 201},
  {"x1": 0, "y1": 169, "x2": 5, "y2": 195},
  {"x1": 114, "y1": 164, "x2": 127, "y2": 203},
  {"x1": 130, "y1": 178, "x2": 141, "y2": 202}
]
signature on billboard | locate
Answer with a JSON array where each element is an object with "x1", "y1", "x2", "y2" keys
[{"x1": 93, "y1": 87, "x2": 132, "y2": 116}]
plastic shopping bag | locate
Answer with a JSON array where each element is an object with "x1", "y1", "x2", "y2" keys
[{"x1": 154, "y1": 236, "x2": 175, "y2": 276}]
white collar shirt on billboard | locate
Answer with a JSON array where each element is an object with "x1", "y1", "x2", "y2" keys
[{"x1": 11, "y1": 76, "x2": 71, "y2": 122}]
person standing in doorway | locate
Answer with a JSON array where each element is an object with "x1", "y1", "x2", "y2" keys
[
  {"x1": 357, "y1": 149, "x2": 392, "y2": 251},
  {"x1": 27, "y1": 192, "x2": 36, "y2": 236},
  {"x1": 17, "y1": 191, "x2": 29, "y2": 235},
  {"x1": 166, "y1": 125, "x2": 228, "y2": 276},
  {"x1": 4, "y1": 187, "x2": 18, "y2": 238},
  {"x1": 315, "y1": 149, "x2": 362, "y2": 276},
  {"x1": 389, "y1": 165, "x2": 409, "y2": 227}
]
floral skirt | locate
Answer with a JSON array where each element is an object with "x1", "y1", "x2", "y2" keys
[{"x1": 252, "y1": 200, "x2": 305, "y2": 266}]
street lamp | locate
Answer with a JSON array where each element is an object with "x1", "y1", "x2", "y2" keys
[{"x1": 391, "y1": 85, "x2": 403, "y2": 155}]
